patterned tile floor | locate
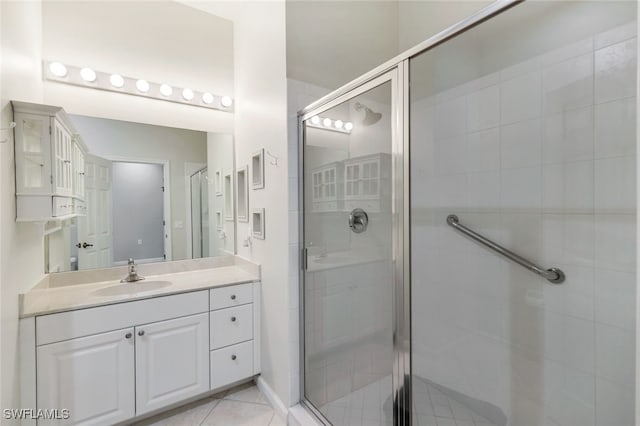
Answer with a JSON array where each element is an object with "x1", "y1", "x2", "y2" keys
[
  {"x1": 134, "y1": 382, "x2": 286, "y2": 426},
  {"x1": 318, "y1": 376, "x2": 497, "y2": 426}
]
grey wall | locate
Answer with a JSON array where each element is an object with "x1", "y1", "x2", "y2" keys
[{"x1": 112, "y1": 162, "x2": 165, "y2": 262}]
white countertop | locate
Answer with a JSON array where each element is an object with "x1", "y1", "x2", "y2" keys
[{"x1": 21, "y1": 263, "x2": 259, "y2": 318}]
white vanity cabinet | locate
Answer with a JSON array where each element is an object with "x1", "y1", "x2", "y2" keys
[
  {"x1": 12, "y1": 101, "x2": 84, "y2": 221},
  {"x1": 21, "y1": 282, "x2": 261, "y2": 425},
  {"x1": 135, "y1": 313, "x2": 209, "y2": 415},
  {"x1": 36, "y1": 327, "x2": 135, "y2": 425}
]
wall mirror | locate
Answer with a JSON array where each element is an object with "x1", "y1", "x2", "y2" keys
[{"x1": 45, "y1": 114, "x2": 236, "y2": 273}]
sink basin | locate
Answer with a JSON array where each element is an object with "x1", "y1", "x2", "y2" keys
[{"x1": 91, "y1": 280, "x2": 172, "y2": 297}]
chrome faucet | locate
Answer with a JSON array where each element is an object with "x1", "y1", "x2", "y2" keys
[{"x1": 121, "y1": 258, "x2": 145, "y2": 283}]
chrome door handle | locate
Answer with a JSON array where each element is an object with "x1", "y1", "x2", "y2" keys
[{"x1": 348, "y1": 208, "x2": 368, "y2": 234}]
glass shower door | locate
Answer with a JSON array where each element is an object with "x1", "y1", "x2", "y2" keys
[
  {"x1": 410, "y1": 2, "x2": 637, "y2": 426},
  {"x1": 302, "y1": 72, "x2": 403, "y2": 425}
]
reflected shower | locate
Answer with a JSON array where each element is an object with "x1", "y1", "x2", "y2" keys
[{"x1": 354, "y1": 102, "x2": 382, "y2": 125}]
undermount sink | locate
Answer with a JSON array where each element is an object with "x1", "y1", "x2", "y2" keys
[{"x1": 91, "y1": 280, "x2": 172, "y2": 297}]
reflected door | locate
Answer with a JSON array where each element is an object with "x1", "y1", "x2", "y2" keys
[
  {"x1": 78, "y1": 154, "x2": 113, "y2": 269},
  {"x1": 302, "y1": 71, "x2": 405, "y2": 425}
]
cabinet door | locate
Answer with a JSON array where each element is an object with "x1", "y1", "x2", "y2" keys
[
  {"x1": 72, "y1": 142, "x2": 85, "y2": 200},
  {"x1": 36, "y1": 328, "x2": 135, "y2": 426},
  {"x1": 52, "y1": 119, "x2": 73, "y2": 196},
  {"x1": 135, "y1": 313, "x2": 209, "y2": 415},
  {"x1": 14, "y1": 113, "x2": 52, "y2": 195}
]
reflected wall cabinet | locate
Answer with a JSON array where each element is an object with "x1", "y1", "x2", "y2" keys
[{"x1": 12, "y1": 101, "x2": 87, "y2": 221}]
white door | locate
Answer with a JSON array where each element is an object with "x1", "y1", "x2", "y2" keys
[
  {"x1": 36, "y1": 328, "x2": 135, "y2": 425},
  {"x1": 78, "y1": 154, "x2": 112, "y2": 269},
  {"x1": 135, "y1": 313, "x2": 209, "y2": 415}
]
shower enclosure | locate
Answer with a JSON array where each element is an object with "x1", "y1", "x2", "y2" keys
[{"x1": 299, "y1": 1, "x2": 637, "y2": 425}]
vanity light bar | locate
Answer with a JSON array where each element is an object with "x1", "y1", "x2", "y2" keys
[
  {"x1": 44, "y1": 61, "x2": 234, "y2": 112},
  {"x1": 306, "y1": 115, "x2": 353, "y2": 134}
]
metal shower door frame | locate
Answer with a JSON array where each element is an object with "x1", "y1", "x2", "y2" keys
[
  {"x1": 298, "y1": 65, "x2": 409, "y2": 425},
  {"x1": 297, "y1": 1, "x2": 525, "y2": 424}
]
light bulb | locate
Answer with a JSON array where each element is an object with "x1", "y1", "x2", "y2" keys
[
  {"x1": 136, "y1": 79, "x2": 150, "y2": 93},
  {"x1": 49, "y1": 62, "x2": 67, "y2": 77},
  {"x1": 182, "y1": 88, "x2": 194, "y2": 101},
  {"x1": 80, "y1": 67, "x2": 96, "y2": 82},
  {"x1": 310, "y1": 116, "x2": 320, "y2": 125},
  {"x1": 344, "y1": 122, "x2": 353, "y2": 131},
  {"x1": 202, "y1": 92, "x2": 214, "y2": 104},
  {"x1": 323, "y1": 118, "x2": 332, "y2": 127},
  {"x1": 221, "y1": 96, "x2": 233, "y2": 107},
  {"x1": 334, "y1": 120, "x2": 344, "y2": 129},
  {"x1": 110, "y1": 74, "x2": 124, "y2": 88},
  {"x1": 160, "y1": 84, "x2": 173, "y2": 97}
]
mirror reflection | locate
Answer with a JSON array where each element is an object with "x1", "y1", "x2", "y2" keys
[{"x1": 45, "y1": 114, "x2": 235, "y2": 273}]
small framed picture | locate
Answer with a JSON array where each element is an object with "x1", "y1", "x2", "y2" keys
[
  {"x1": 236, "y1": 166, "x2": 249, "y2": 222},
  {"x1": 252, "y1": 208, "x2": 265, "y2": 239},
  {"x1": 251, "y1": 149, "x2": 265, "y2": 189},
  {"x1": 215, "y1": 169, "x2": 222, "y2": 196},
  {"x1": 224, "y1": 172, "x2": 233, "y2": 221}
]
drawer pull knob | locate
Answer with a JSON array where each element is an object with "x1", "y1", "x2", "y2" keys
[
  {"x1": 138, "y1": 330, "x2": 145, "y2": 336},
  {"x1": 125, "y1": 333, "x2": 132, "y2": 339},
  {"x1": 231, "y1": 316, "x2": 237, "y2": 322},
  {"x1": 231, "y1": 355, "x2": 237, "y2": 361},
  {"x1": 230, "y1": 295, "x2": 236, "y2": 300}
]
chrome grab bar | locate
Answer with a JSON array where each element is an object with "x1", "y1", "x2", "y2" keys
[{"x1": 446, "y1": 214, "x2": 565, "y2": 284}]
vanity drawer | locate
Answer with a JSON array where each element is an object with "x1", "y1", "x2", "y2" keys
[
  {"x1": 209, "y1": 283, "x2": 252, "y2": 310},
  {"x1": 210, "y1": 304, "x2": 253, "y2": 350},
  {"x1": 210, "y1": 340, "x2": 253, "y2": 390},
  {"x1": 36, "y1": 290, "x2": 209, "y2": 346},
  {"x1": 52, "y1": 196, "x2": 73, "y2": 217}
]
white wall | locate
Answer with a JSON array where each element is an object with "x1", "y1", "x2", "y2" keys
[
  {"x1": 181, "y1": 0, "x2": 292, "y2": 408},
  {"x1": 207, "y1": 133, "x2": 235, "y2": 256},
  {"x1": 0, "y1": 1, "x2": 46, "y2": 418},
  {"x1": 41, "y1": 1, "x2": 234, "y2": 134},
  {"x1": 0, "y1": 1, "x2": 235, "y2": 418}
]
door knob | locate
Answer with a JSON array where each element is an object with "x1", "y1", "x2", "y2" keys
[
  {"x1": 348, "y1": 208, "x2": 368, "y2": 234},
  {"x1": 76, "y1": 242, "x2": 94, "y2": 248},
  {"x1": 231, "y1": 355, "x2": 237, "y2": 361},
  {"x1": 230, "y1": 294, "x2": 236, "y2": 300},
  {"x1": 125, "y1": 333, "x2": 132, "y2": 339},
  {"x1": 138, "y1": 330, "x2": 145, "y2": 336},
  {"x1": 231, "y1": 316, "x2": 237, "y2": 322}
]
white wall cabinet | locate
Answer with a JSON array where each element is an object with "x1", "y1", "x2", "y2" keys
[
  {"x1": 21, "y1": 283, "x2": 261, "y2": 425},
  {"x1": 12, "y1": 101, "x2": 86, "y2": 221}
]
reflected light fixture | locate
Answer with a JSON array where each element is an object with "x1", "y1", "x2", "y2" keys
[
  {"x1": 307, "y1": 116, "x2": 352, "y2": 134},
  {"x1": 221, "y1": 96, "x2": 233, "y2": 108},
  {"x1": 202, "y1": 92, "x2": 214, "y2": 104},
  {"x1": 80, "y1": 67, "x2": 96, "y2": 82},
  {"x1": 49, "y1": 62, "x2": 67, "y2": 77},
  {"x1": 136, "y1": 79, "x2": 150, "y2": 93},
  {"x1": 182, "y1": 88, "x2": 194, "y2": 101},
  {"x1": 110, "y1": 74, "x2": 124, "y2": 88},
  {"x1": 44, "y1": 60, "x2": 234, "y2": 112},
  {"x1": 160, "y1": 84, "x2": 173, "y2": 97}
]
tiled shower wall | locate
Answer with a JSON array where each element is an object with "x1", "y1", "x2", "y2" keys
[{"x1": 411, "y1": 20, "x2": 636, "y2": 426}]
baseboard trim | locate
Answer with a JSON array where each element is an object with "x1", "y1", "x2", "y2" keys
[{"x1": 256, "y1": 376, "x2": 288, "y2": 420}]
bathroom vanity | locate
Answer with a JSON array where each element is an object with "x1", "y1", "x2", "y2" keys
[{"x1": 18, "y1": 258, "x2": 260, "y2": 425}]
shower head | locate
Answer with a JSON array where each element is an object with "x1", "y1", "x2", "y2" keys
[{"x1": 354, "y1": 102, "x2": 382, "y2": 126}]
